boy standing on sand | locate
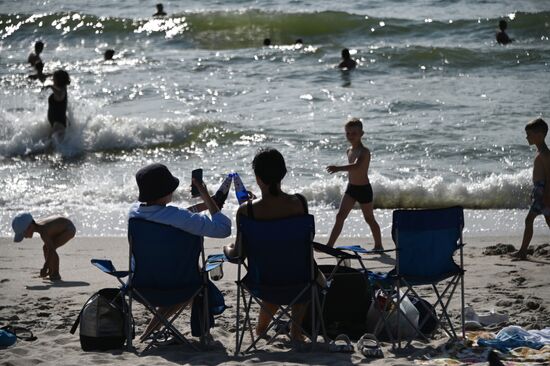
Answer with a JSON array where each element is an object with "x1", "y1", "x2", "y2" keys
[
  {"x1": 11, "y1": 213, "x2": 76, "y2": 281},
  {"x1": 514, "y1": 118, "x2": 550, "y2": 260},
  {"x1": 326, "y1": 118, "x2": 383, "y2": 250}
]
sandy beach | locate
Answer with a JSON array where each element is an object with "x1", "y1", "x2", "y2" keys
[{"x1": 1, "y1": 233, "x2": 548, "y2": 365}]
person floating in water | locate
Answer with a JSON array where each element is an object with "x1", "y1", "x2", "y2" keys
[
  {"x1": 43, "y1": 70, "x2": 70, "y2": 139},
  {"x1": 104, "y1": 49, "x2": 115, "y2": 61},
  {"x1": 28, "y1": 41, "x2": 44, "y2": 67},
  {"x1": 496, "y1": 20, "x2": 513, "y2": 45},
  {"x1": 28, "y1": 62, "x2": 51, "y2": 83},
  {"x1": 338, "y1": 48, "x2": 357, "y2": 70},
  {"x1": 153, "y1": 3, "x2": 167, "y2": 17},
  {"x1": 263, "y1": 38, "x2": 271, "y2": 46},
  {"x1": 513, "y1": 118, "x2": 550, "y2": 260}
]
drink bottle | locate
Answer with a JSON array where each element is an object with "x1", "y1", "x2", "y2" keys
[
  {"x1": 233, "y1": 172, "x2": 249, "y2": 204},
  {"x1": 213, "y1": 174, "x2": 233, "y2": 208},
  {"x1": 210, "y1": 263, "x2": 224, "y2": 281}
]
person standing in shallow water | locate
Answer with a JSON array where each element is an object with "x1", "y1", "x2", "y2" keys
[
  {"x1": 496, "y1": 20, "x2": 513, "y2": 45},
  {"x1": 43, "y1": 70, "x2": 70, "y2": 139},
  {"x1": 28, "y1": 41, "x2": 44, "y2": 67},
  {"x1": 338, "y1": 48, "x2": 357, "y2": 70}
]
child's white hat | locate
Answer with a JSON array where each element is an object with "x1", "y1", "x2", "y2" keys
[{"x1": 12, "y1": 213, "x2": 33, "y2": 242}]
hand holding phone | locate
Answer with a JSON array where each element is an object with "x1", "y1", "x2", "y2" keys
[{"x1": 191, "y1": 168, "x2": 203, "y2": 197}]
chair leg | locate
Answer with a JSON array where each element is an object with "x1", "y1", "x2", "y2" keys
[{"x1": 235, "y1": 283, "x2": 241, "y2": 356}]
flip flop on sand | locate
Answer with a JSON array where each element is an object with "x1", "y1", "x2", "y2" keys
[
  {"x1": 329, "y1": 334, "x2": 354, "y2": 353},
  {"x1": 357, "y1": 333, "x2": 383, "y2": 358}
]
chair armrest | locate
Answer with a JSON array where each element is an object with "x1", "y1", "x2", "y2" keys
[
  {"x1": 204, "y1": 254, "x2": 229, "y2": 272},
  {"x1": 91, "y1": 259, "x2": 129, "y2": 278},
  {"x1": 337, "y1": 245, "x2": 396, "y2": 255},
  {"x1": 312, "y1": 242, "x2": 359, "y2": 259}
]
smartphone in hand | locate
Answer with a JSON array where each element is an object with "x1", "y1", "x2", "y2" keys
[{"x1": 191, "y1": 168, "x2": 203, "y2": 197}]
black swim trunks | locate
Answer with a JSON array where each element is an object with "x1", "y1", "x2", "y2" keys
[{"x1": 345, "y1": 183, "x2": 373, "y2": 204}]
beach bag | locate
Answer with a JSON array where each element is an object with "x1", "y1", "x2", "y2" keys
[
  {"x1": 408, "y1": 295, "x2": 437, "y2": 336},
  {"x1": 70, "y1": 288, "x2": 129, "y2": 351},
  {"x1": 366, "y1": 289, "x2": 419, "y2": 341},
  {"x1": 302, "y1": 265, "x2": 372, "y2": 340}
]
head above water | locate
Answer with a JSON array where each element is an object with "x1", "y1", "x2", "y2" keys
[
  {"x1": 252, "y1": 148, "x2": 287, "y2": 196},
  {"x1": 156, "y1": 3, "x2": 164, "y2": 11},
  {"x1": 104, "y1": 49, "x2": 115, "y2": 60},
  {"x1": 341, "y1": 48, "x2": 351, "y2": 60},
  {"x1": 53, "y1": 70, "x2": 70, "y2": 87},
  {"x1": 263, "y1": 38, "x2": 271, "y2": 46},
  {"x1": 499, "y1": 20, "x2": 508, "y2": 31},
  {"x1": 34, "y1": 41, "x2": 44, "y2": 54},
  {"x1": 525, "y1": 118, "x2": 548, "y2": 137}
]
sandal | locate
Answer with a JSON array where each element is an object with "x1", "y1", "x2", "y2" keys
[
  {"x1": 1, "y1": 325, "x2": 37, "y2": 342},
  {"x1": 358, "y1": 333, "x2": 383, "y2": 358},
  {"x1": 329, "y1": 334, "x2": 354, "y2": 353}
]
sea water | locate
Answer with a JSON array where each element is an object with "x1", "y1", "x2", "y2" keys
[{"x1": 1, "y1": 0, "x2": 549, "y2": 238}]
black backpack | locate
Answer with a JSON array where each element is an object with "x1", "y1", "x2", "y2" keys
[
  {"x1": 303, "y1": 265, "x2": 372, "y2": 341},
  {"x1": 70, "y1": 288, "x2": 130, "y2": 351}
]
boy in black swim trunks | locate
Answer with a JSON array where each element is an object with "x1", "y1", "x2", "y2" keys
[{"x1": 326, "y1": 118, "x2": 383, "y2": 250}]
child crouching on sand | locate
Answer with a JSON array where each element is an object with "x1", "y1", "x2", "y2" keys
[
  {"x1": 325, "y1": 118, "x2": 383, "y2": 250},
  {"x1": 11, "y1": 213, "x2": 76, "y2": 281},
  {"x1": 514, "y1": 118, "x2": 550, "y2": 260}
]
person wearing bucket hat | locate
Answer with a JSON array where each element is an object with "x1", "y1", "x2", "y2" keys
[
  {"x1": 129, "y1": 163, "x2": 231, "y2": 239},
  {"x1": 11, "y1": 212, "x2": 76, "y2": 281},
  {"x1": 129, "y1": 163, "x2": 231, "y2": 340}
]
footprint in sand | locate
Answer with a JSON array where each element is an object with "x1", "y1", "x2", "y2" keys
[
  {"x1": 37, "y1": 312, "x2": 50, "y2": 318},
  {"x1": 38, "y1": 296, "x2": 51, "y2": 301},
  {"x1": 0, "y1": 278, "x2": 9, "y2": 283}
]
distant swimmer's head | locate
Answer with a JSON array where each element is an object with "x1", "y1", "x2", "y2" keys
[
  {"x1": 525, "y1": 118, "x2": 548, "y2": 145},
  {"x1": 53, "y1": 70, "x2": 70, "y2": 87},
  {"x1": 499, "y1": 20, "x2": 508, "y2": 31},
  {"x1": 295, "y1": 39, "x2": 303, "y2": 45},
  {"x1": 341, "y1": 48, "x2": 351, "y2": 60},
  {"x1": 154, "y1": 3, "x2": 166, "y2": 16},
  {"x1": 104, "y1": 49, "x2": 115, "y2": 60},
  {"x1": 34, "y1": 41, "x2": 44, "y2": 54},
  {"x1": 345, "y1": 118, "x2": 364, "y2": 143},
  {"x1": 263, "y1": 38, "x2": 271, "y2": 46},
  {"x1": 252, "y1": 148, "x2": 287, "y2": 196},
  {"x1": 135, "y1": 163, "x2": 179, "y2": 203}
]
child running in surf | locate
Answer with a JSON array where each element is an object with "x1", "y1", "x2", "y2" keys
[
  {"x1": 325, "y1": 118, "x2": 383, "y2": 250},
  {"x1": 43, "y1": 70, "x2": 70, "y2": 139}
]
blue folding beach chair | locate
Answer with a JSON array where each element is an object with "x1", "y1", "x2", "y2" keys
[
  {"x1": 372, "y1": 206, "x2": 466, "y2": 347},
  {"x1": 336, "y1": 207, "x2": 465, "y2": 347},
  {"x1": 91, "y1": 218, "x2": 224, "y2": 352},
  {"x1": 231, "y1": 214, "x2": 328, "y2": 355}
]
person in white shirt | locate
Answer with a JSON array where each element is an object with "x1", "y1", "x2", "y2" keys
[
  {"x1": 129, "y1": 163, "x2": 231, "y2": 238},
  {"x1": 130, "y1": 163, "x2": 231, "y2": 340}
]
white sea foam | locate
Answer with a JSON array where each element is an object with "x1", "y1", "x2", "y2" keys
[{"x1": 300, "y1": 170, "x2": 532, "y2": 209}]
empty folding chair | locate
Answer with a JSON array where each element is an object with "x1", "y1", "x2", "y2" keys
[{"x1": 372, "y1": 206, "x2": 466, "y2": 347}]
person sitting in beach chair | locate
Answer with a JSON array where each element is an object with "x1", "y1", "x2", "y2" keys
[
  {"x1": 92, "y1": 163, "x2": 231, "y2": 351},
  {"x1": 224, "y1": 148, "x2": 327, "y2": 353}
]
